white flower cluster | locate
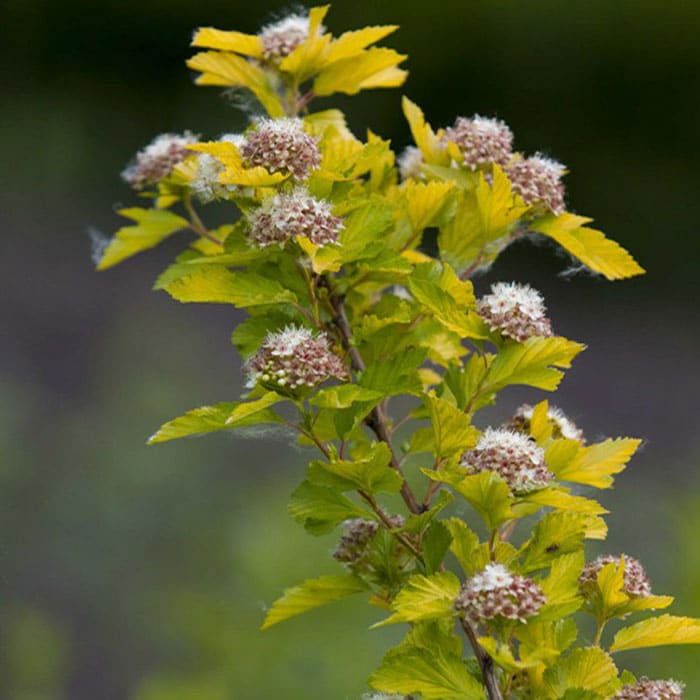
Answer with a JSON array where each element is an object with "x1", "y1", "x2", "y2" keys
[
  {"x1": 509, "y1": 403, "x2": 585, "y2": 442},
  {"x1": 460, "y1": 428, "x2": 553, "y2": 494},
  {"x1": 397, "y1": 145, "x2": 424, "y2": 180},
  {"x1": 579, "y1": 554, "x2": 652, "y2": 598},
  {"x1": 241, "y1": 118, "x2": 321, "y2": 180},
  {"x1": 455, "y1": 563, "x2": 545, "y2": 624},
  {"x1": 477, "y1": 282, "x2": 553, "y2": 342},
  {"x1": 612, "y1": 678, "x2": 684, "y2": 700},
  {"x1": 259, "y1": 14, "x2": 311, "y2": 60},
  {"x1": 245, "y1": 325, "x2": 348, "y2": 391},
  {"x1": 247, "y1": 187, "x2": 343, "y2": 247},
  {"x1": 506, "y1": 155, "x2": 566, "y2": 214},
  {"x1": 121, "y1": 131, "x2": 198, "y2": 190},
  {"x1": 444, "y1": 115, "x2": 514, "y2": 171}
]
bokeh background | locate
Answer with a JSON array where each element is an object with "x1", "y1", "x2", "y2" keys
[{"x1": 2, "y1": 1, "x2": 699, "y2": 698}]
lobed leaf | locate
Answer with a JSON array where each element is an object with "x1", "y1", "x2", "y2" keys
[{"x1": 610, "y1": 614, "x2": 700, "y2": 652}]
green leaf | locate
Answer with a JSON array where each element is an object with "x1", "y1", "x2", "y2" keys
[
  {"x1": 309, "y1": 384, "x2": 384, "y2": 408},
  {"x1": 97, "y1": 208, "x2": 188, "y2": 270},
  {"x1": 537, "y1": 551, "x2": 584, "y2": 620},
  {"x1": 261, "y1": 574, "x2": 368, "y2": 630},
  {"x1": 481, "y1": 336, "x2": 586, "y2": 396},
  {"x1": 148, "y1": 399, "x2": 283, "y2": 444},
  {"x1": 161, "y1": 265, "x2": 297, "y2": 307},
  {"x1": 288, "y1": 480, "x2": 371, "y2": 535},
  {"x1": 225, "y1": 391, "x2": 285, "y2": 425},
  {"x1": 307, "y1": 443, "x2": 403, "y2": 494},
  {"x1": 376, "y1": 571, "x2": 461, "y2": 626},
  {"x1": 530, "y1": 212, "x2": 644, "y2": 281},
  {"x1": 543, "y1": 647, "x2": 618, "y2": 697},
  {"x1": 370, "y1": 645, "x2": 485, "y2": 700},
  {"x1": 426, "y1": 395, "x2": 479, "y2": 458},
  {"x1": 610, "y1": 614, "x2": 700, "y2": 652},
  {"x1": 453, "y1": 471, "x2": 514, "y2": 530},
  {"x1": 359, "y1": 348, "x2": 427, "y2": 396},
  {"x1": 552, "y1": 438, "x2": 641, "y2": 489},
  {"x1": 423, "y1": 521, "x2": 453, "y2": 575}
]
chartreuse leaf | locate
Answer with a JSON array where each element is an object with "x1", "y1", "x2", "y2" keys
[
  {"x1": 310, "y1": 384, "x2": 383, "y2": 409},
  {"x1": 324, "y1": 25, "x2": 399, "y2": 63},
  {"x1": 445, "y1": 518, "x2": 480, "y2": 576},
  {"x1": 453, "y1": 471, "x2": 514, "y2": 530},
  {"x1": 520, "y1": 512, "x2": 604, "y2": 573},
  {"x1": 374, "y1": 571, "x2": 461, "y2": 627},
  {"x1": 307, "y1": 443, "x2": 403, "y2": 494},
  {"x1": 481, "y1": 337, "x2": 586, "y2": 395},
  {"x1": 537, "y1": 552, "x2": 585, "y2": 621},
  {"x1": 422, "y1": 521, "x2": 453, "y2": 575},
  {"x1": 359, "y1": 348, "x2": 426, "y2": 396},
  {"x1": 186, "y1": 51, "x2": 285, "y2": 117},
  {"x1": 161, "y1": 265, "x2": 297, "y2": 307},
  {"x1": 370, "y1": 645, "x2": 485, "y2": 700},
  {"x1": 314, "y1": 47, "x2": 408, "y2": 96},
  {"x1": 550, "y1": 438, "x2": 641, "y2": 489},
  {"x1": 402, "y1": 97, "x2": 447, "y2": 165},
  {"x1": 148, "y1": 395, "x2": 284, "y2": 444},
  {"x1": 261, "y1": 573, "x2": 368, "y2": 630},
  {"x1": 518, "y1": 618, "x2": 578, "y2": 670},
  {"x1": 438, "y1": 167, "x2": 529, "y2": 273},
  {"x1": 426, "y1": 395, "x2": 479, "y2": 458},
  {"x1": 530, "y1": 213, "x2": 644, "y2": 281},
  {"x1": 520, "y1": 488, "x2": 608, "y2": 516},
  {"x1": 279, "y1": 6, "x2": 331, "y2": 82},
  {"x1": 543, "y1": 647, "x2": 618, "y2": 698},
  {"x1": 610, "y1": 614, "x2": 700, "y2": 652},
  {"x1": 399, "y1": 179, "x2": 456, "y2": 234},
  {"x1": 97, "y1": 208, "x2": 188, "y2": 270},
  {"x1": 288, "y1": 480, "x2": 372, "y2": 535}
]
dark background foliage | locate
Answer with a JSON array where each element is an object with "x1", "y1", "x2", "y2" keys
[{"x1": 1, "y1": 1, "x2": 699, "y2": 698}]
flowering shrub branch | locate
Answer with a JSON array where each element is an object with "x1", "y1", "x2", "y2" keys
[{"x1": 98, "y1": 5, "x2": 700, "y2": 699}]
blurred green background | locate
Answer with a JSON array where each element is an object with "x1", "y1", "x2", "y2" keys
[{"x1": 1, "y1": 1, "x2": 699, "y2": 698}]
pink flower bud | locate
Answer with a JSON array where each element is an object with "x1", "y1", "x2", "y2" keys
[
  {"x1": 260, "y1": 15, "x2": 311, "y2": 61},
  {"x1": 579, "y1": 554, "x2": 652, "y2": 598},
  {"x1": 444, "y1": 116, "x2": 513, "y2": 170},
  {"x1": 506, "y1": 154, "x2": 566, "y2": 214},
  {"x1": 612, "y1": 678, "x2": 684, "y2": 700}
]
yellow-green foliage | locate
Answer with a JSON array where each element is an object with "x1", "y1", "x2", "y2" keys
[{"x1": 98, "y1": 6, "x2": 697, "y2": 700}]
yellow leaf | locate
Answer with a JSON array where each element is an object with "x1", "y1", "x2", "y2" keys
[
  {"x1": 522, "y1": 488, "x2": 608, "y2": 515},
  {"x1": 279, "y1": 6, "x2": 332, "y2": 82},
  {"x1": 304, "y1": 109, "x2": 359, "y2": 143},
  {"x1": 530, "y1": 400, "x2": 554, "y2": 442},
  {"x1": 324, "y1": 25, "x2": 399, "y2": 63},
  {"x1": 314, "y1": 47, "x2": 408, "y2": 96},
  {"x1": 186, "y1": 51, "x2": 285, "y2": 117},
  {"x1": 610, "y1": 614, "x2": 700, "y2": 652},
  {"x1": 553, "y1": 438, "x2": 641, "y2": 489},
  {"x1": 401, "y1": 180, "x2": 455, "y2": 233},
  {"x1": 544, "y1": 647, "x2": 617, "y2": 696},
  {"x1": 531, "y1": 212, "x2": 645, "y2": 280},
  {"x1": 402, "y1": 97, "x2": 447, "y2": 164},
  {"x1": 191, "y1": 28, "x2": 263, "y2": 57}
]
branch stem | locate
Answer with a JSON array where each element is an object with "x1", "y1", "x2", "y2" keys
[{"x1": 460, "y1": 618, "x2": 504, "y2": 700}]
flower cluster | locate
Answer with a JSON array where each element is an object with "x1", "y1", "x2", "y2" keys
[
  {"x1": 259, "y1": 14, "x2": 311, "y2": 61},
  {"x1": 397, "y1": 146, "x2": 424, "y2": 180},
  {"x1": 121, "y1": 131, "x2": 198, "y2": 190},
  {"x1": 247, "y1": 188, "x2": 343, "y2": 247},
  {"x1": 579, "y1": 554, "x2": 652, "y2": 598},
  {"x1": 455, "y1": 563, "x2": 545, "y2": 624},
  {"x1": 460, "y1": 428, "x2": 553, "y2": 494},
  {"x1": 190, "y1": 133, "x2": 244, "y2": 203},
  {"x1": 612, "y1": 678, "x2": 684, "y2": 700},
  {"x1": 506, "y1": 155, "x2": 566, "y2": 214},
  {"x1": 333, "y1": 519, "x2": 379, "y2": 565},
  {"x1": 241, "y1": 118, "x2": 321, "y2": 180},
  {"x1": 477, "y1": 282, "x2": 554, "y2": 342},
  {"x1": 508, "y1": 403, "x2": 585, "y2": 442},
  {"x1": 245, "y1": 325, "x2": 348, "y2": 391},
  {"x1": 444, "y1": 115, "x2": 514, "y2": 170}
]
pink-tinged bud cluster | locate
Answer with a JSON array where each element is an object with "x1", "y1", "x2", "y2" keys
[
  {"x1": 121, "y1": 131, "x2": 198, "y2": 190},
  {"x1": 455, "y1": 563, "x2": 545, "y2": 624},
  {"x1": 333, "y1": 519, "x2": 379, "y2": 565},
  {"x1": 245, "y1": 325, "x2": 349, "y2": 391},
  {"x1": 460, "y1": 428, "x2": 553, "y2": 494},
  {"x1": 579, "y1": 554, "x2": 652, "y2": 598},
  {"x1": 477, "y1": 282, "x2": 554, "y2": 342},
  {"x1": 259, "y1": 14, "x2": 311, "y2": 60},
  {"x1": 612, "y1": 678, "x2": 684, "y2": 700},
  {"x1": 444, "y1": 116, "x2": 514, "y2": 170},
  {"x1": 190, "y1": 134, "x2": 244, "y2": 203},
  {"x1": 509, "y1": 403, "x2": 585, "y2": 442},
  {"x1": 506, "y1": 155, "x2": 566, "y2": 214},
  {"x1": 397, "y1": 146, "x2": 424, "y2": 180},
  {"x1": 247, "y1": 188, "x2": 343, "y2": 248},
  {"x1": 241, "y1": 118, "x2": 321, "y2": 180}
]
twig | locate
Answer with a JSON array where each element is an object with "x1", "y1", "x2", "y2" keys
[
  {"x1": 460, "y1": 618, "x2": 504, "y2": 700},
  {"x1": 184, "y1": 196, "x2": 223, "y2": 246}
]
